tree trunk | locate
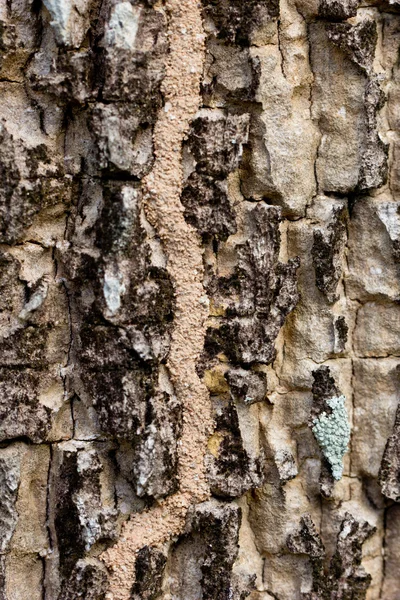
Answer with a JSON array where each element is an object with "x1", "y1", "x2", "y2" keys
[{"x1": 0, "y1": 0, "x2": 399, "y2": 598}]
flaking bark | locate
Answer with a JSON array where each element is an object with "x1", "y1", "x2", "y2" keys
[{"x1": 0, "y1": 0, "x2": 399, "y2": 598}]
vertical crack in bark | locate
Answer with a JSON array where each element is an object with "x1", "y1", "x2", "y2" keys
[
  {"x1": 307, "y1": 22, "x2": 321, "y2": 198},
  {"x1": 277, "y1": 19, "x2": 286, "y2": 79},
  {"x1": 343, "y1": 213, "x2": 355, "y2": 479},
  {"x1": 100, "y1": 1, "x2": 212, "y2": 598},
  {"x1": 43, "y1": 442, "x2": 52, "y2": 600},
  {"x1": 378, "y1": 506, "x2": 387, "y2": 600},
  {"x1": 348, "y1": 299, "x2": 362, "y2": 479}
]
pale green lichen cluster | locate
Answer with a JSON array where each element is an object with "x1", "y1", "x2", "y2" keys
[{"x1": 312, "y1": 395, "x2": 350, "y2": 480}]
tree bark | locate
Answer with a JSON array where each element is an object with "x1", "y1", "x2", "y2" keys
[{"x1": 0, "y1": 0, "x2": 399, "y2": 598}]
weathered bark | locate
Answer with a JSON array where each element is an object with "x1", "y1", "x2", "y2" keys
[{"x1": 0, "y1": 0, "x2": 399, "y2": 598}]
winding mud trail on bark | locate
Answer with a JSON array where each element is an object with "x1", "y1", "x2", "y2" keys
[{"x1": 100, "y1": 1, "x2": 212, "y2": 597}]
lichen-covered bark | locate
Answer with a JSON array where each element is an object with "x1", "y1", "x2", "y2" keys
[{"x1": 0, "y1": 0, "x2": 399, "y2": 598}]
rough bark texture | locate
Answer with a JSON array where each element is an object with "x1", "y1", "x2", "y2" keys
[{"x1": 0, "y1": 0, "x2": 399, "y2": 598}]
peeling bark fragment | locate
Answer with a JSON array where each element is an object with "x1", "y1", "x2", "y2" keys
[
  {"x1": 202, "y1": 43, "x2": 261, "y2": 104},
  {"x1": 311, "y1": 367, "x2": 341, "y2": 422},
  {"x1": 181, "y1": 113, "x2": 249, "y2": 240},
  {"x1": 201, "y1": 0, "x2": 278, "y2": 46},
  {"x1": 206, "y1": 203, "x2": 299, "y2": 365},
  {"x1": 393, "y1": 240, "x2": 400, "y2": 263},
  {"x1": 0, "y1": 124, "x2": 69, "y2": 244},
  {"x1": 379, "y1": 391, "x2": 400, "y2": 502},
  {"x1": 225, "y1": 368, "x2": 268, "y2": 405},
  {"x1": 327, "y1": 21, "x2": 377, "y2": 74},
  {"x1": 92, "y1": 103, "x2": 154, "y2": 178},
  {"x1": 274, "y1": 450, "x2": 298, "y2": 483},
  {"x1": 185, "y1": 113, "x2": 250, "y2": 178},
  {"x1": 0, "y1": 251, "x2": 65, "y2": 442},
  {"x1": 79, "y1": 344, "x2": 182, "y2": 500},
  {"x1": 0, "y1": 446, "x2": 21, "y2": 555},
  {"x1": 59, "y1": 559, "x2": 108, "y2": 600},
  {"x1": 376, "y1": 201, "x2": 400, "y2": 265},
  {"x1": 334, "y1": 316, "x2": 348, "y2": 353},
  {"x1": 288, "y1": 513, "x2": 376, "y2": 599},
  {"x1": 85, "y1": 367, "x2": 153, "y2": 439},
  {"x1": 287, "y1": 515, "x2": 325, "y2": 579},
  {"x1": 358, "y1": 78, "x2": 389, "y2": 191},
  {"x1": 324, "y1": 21, "x2": 388, "y2": 192},
  {"x1": 0, "y1": 325, "x2": 50, "y2": 369},
  {"x1": 29, "y1": 50, "x2": 94, "y2": 104},
  {"x1": 319, "y1": 0, "x2": 358, "y2": 21},
  {"x1": 0, "y1": 0, "x2": 40, "y2": 71},
  {"x1": 0, "y1": 243, "x2": 69, "y2": 445},
  {"x1": 100, "y1": 8, "x2": 167, "y2": 103},
  {"x1": 170, "y1": 500, "x2": 254, "y2": 600},
  {"x1": 201, "y1": 199, "x2": 279, "y2": 498},
  {"x1": 130, "y1": 546, "x2": 167, "y2": 600},
  {"x1": 92, "y1": 183, "x2": 174, "y2": 337},
  {"x1": 312, "y1": 206, "x2": 347, "y2": 303},
  {"x1": 43, "y1": 0, "x2": 96, "y2": 47},
  {"x1": 206, "y1": 400, "x2": 262, "y2": 498},
  {"x1": 0, "y1": 370, "x2": 51, "y2": 443},
  {"x1": 115, "y1": 389, "x2": 183, "y2": 499},
  {"x1": 0, "y1": 251, "x2": 20, "y2": 314},
  {"x1": 49, "y1": 443, "x2": 117, "y2": 586},
  {"x1": 0, "y1": 21, "x2": 17, "y2": 58},
  {"x1": 63, "y1": 179, "x2": 180, "y2": 500},
  {"x1": 312, "y1": 20, "x2": 388, "y2": 195},
  {"x1": 181, "y1": 173, "x2": 236, "y2": 241},
  {"x1": 329, "y1": 514, "x2": 376, "y2": 600}
]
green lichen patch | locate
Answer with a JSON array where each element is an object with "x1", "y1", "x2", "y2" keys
[{"x1": 312, "y1": 395, "x2": 350, "y2": 480}]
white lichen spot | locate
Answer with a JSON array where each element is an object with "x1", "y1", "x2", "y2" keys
[
  {"x1": 103, "y1": 269, "x2": 126, "y2": 315},
  {"x1": 369, "y1": 266, "x2": 382, "y2": 275},
  {"x1": 199, "y1": 295, "x2": 209, "y2": 307},
  {"x1": 377, "y1": 202, "x2": 400, "y2": 244},
  {"x1": 136, "y1": 423, "x2": 158, "y2": 496},
  {"x1": 105, "y1": 2, "x2": 141, "y2": 50},
  {"x1": 75, "y1": 493, "x2": 102, "y2": 551},
  {"x1": 43, "y1": 0, "x2": 71, "y2": 44},
  {"x1": 18, "y1": 281, "x2": 49, "y2": 321},
  {"x1": 76, "y1": 449, "x2": 98, "y2": 474},
  {"x1": 312, "y1": 395, "x2": 350, "y2": 480}
]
